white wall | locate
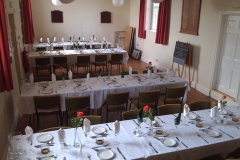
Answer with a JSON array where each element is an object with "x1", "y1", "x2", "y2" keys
[
  {"x1": 32, "y1": 0, "x2": 130, "y2": 45},
  {"x1": 130, "y1": 0, "x2": 240, "y2": 96}
]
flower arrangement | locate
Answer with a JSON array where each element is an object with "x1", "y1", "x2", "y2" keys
[
  {"x1": 146, "y1": 62, "x2": 153, "y2": 71},
  {"x1": 71, "y1": 111, "x2": 84, "y2": 128},
  {"x1": 73, "y1": 41, "x2": 79, "y2": 50},
  {"x1": 59, "y1": 67, "x2": 66, "y2": 78},
  {"x1": 213, "y1": 95, "x2": 227, "y2": 106},
  {"x1": 143, "y1": 105, "x2": 154, "y2": 121},
  {"x1": 107, "y1": 63, "x2": 112, "y2": 74}
]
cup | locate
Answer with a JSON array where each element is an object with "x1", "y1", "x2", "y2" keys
[
  {"x1": 196, "y1": 120, "x2": 203, "y2": 128},
  {"x1": 41, "y1": 145, "x2": 49, "y2": 154},
  {"x1": 96, "y1": 137, "x2": 104, "y2": 145},
  {"x1": 232, "y1": 115, "x2": 239, "y2": 122}
]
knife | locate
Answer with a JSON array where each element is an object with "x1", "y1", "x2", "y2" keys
[
  {"x1": 218, "y1": 128, "x2": 234, "y2": 139},
  {"x1": 132, "y1": 119, "x2": 140, "y2": 127},
  {"x1": 157, "y1": 117, "x2": 166, "y2": 124},
  {"x1": 36, "y1": 155, "x2": 55, "y2": 159},
  {"x1": 176, "y1": 137, "x2": 188, "y2": 148},
  {"x1": 117, "y1": 147, "x2": 126, "y2": 160}
]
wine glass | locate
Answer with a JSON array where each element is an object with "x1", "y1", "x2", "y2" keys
[
  {"x1": 83, "y1": 126, "x2": 90, "y2": 144},
  {"x1": 26, "y1": 136, "x2": 34, "y2": 154},
  {"x1": 63, "y1": 45, "x2": 67, "y2": 53},
  {"x1": 113, "y1": 129, "x2": 120, "y2": 145}
]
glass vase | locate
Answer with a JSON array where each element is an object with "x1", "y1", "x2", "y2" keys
[
  {"x1": 73, "y1": 128, "x2": 81, "y2": 148},
  {"x1": 147, "y1": 119, "x2": 154, "y2": 136}
]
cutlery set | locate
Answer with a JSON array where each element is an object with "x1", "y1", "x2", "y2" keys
[
  {"x1": 176, "y1": 137, "x2": 188, "y2": 148},
  {"x1": 196, "y1": 133, "x2": 209, "y2": 143}
]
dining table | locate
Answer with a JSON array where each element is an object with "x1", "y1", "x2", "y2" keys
[
  {"x1": 28, "y1": 48, "x2": 128, "y2": 68},
  {"x1": 10, "y1": 105, "x2": 240, "y2": 160},
  {"x1": 17, "y1": 74, "x2": 189, "y2": 117}
]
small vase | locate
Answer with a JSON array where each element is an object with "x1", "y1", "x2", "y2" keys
[
  {"x1": 73, "y1": 128, "x2": 81, "y2": 148},
  {"x1": 147, "y1": 119, "x2": 154, "y2": 136},
  {"x1": 147, "y1": 69, "x2": 151, "y2": 77},
  {"x1": 107, "y1": 72, "x2": 111, "y2": 80},
  {"x1": 62, "y1": 77, "x2": 65, "y2": 86}
]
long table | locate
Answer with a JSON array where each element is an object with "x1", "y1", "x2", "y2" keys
[
  {"x1": 12, "y1": 106, "x2": 240, "y2": 160},
  {"x1": 28, "y1": 48, "x2": 128, "y2": 68},
  {"x1": 17, "y1": 74, "x2": 189, "y2": 116}
]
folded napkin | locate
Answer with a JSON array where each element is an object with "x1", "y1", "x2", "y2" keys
[
  {"x1": 58, "y1": 128, "x2": 66, "y2": 142},
  {"x1": 82, "y1": 37, "x2": 85, "y2": 41},
  {"x1": 51, "y1": 73, "x2": 56, "y2": 82},
  {"x1": 62, "y1": 38, "x2": 64, "y2": 42},
  {"x1": 40, "y1": 37, "x2": 42, "y2": 43},
  {"x1": 129, "y1": 67, "x2": 132, "y2": 76},
  {"x1": 68, "y1": 70, "x2": 72, "y2": 80},
  {"x1": 47, "y1": 38, "x2": 50, "y2": 44},
  {"x1": 86, "y1": 73, "x2": 90, "y2": 81},
  {"x1": 29, "y1": 73, "x2": 34, "y2": 83},
  {"x1": 113, "y1": 120, "x2": 120, "y2": 134},
  {"x1": 25, "y1": 126, "x2": 33, "y2": 142},
  {"x1": 83, "y1": 118, "x2": 91, "y2": 133},
  {"x1": 174, "y1": 113, "x2": 181, "y2": 125},
  {"x1": 153, "y1": 66, "x2": 157, "y2": 73},
  {"x1": 90, "y1": 43, "x2": 92, "y2": 49},
  {"x1": 147, "y1": 70, "x2": 151, "y2": 77},
  {"x1": 183, "y1": 104, "x2": 190, "y2": 117},
  {"x1": 103, "y1": 37, "x2": 106, "y2": 41},
  {"x1": 53, "y1": 37, "x2": 56, "y2": 42},
  {"x1": 210, "y1": 106, "x2": 218, "y2": 118}
]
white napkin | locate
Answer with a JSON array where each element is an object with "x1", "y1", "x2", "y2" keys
[
  {"x1": 94, "y1": 37, "x2": 97, "y2": 41},
  {"x1": 62, "y1": 38, "x2": 64, "y2": 43},
  {"x1": 29, "y1": 73, "x2": 34, "y2": 83},
  {"x1": 210, "y1": 106, "x2": 218, "y2": 118},
  {"x1": 83, "y1": 118, "x2": 91, "y2": 133},
  {"x1": 153, "y1": 65, "x2": 157, "y2": 73},
  {"x1": 47, "y1": 38, "x2": 50, "y2": 44},
  {"x1": 129, "y1": 67, "x2": 132, "y2": 76},
  {"x1": 53, "y1": 37, "x2": 56, "y2": 42},
  {"x1": 103, "y1": 37, "x2": 106, "y2": 41},
  {"x1": 90, "y1": 43, "x2": 92, "y2": 49},
  {"x1": 25, "y1": 126, "x2": 33, "y2": 142},
  {"x1": 58, "y1": 128, "x2": 66, "y2": 142},
  {"x1": 68, "y1": 70, "x2": 72, "y2": 80},
  {"x1": 113, "y1": 120, "x2": 120, "y2": 134},
  {"x1": 40, "y1": 37, "x2": 42, "y2": 43},
  {"x1": 82, "y1": 37, "x2": 85, "y2": 41},
  {"x1": 101, "y1": 43, "x2": 103, "y2": 49},
  {"x1": 51, "y1": 73, "x2": 56, "y2": 82},
  {"x1": 147, "y1": 70, "x2": 151, "y2": 77},
  {"x1": 86, "y1": 73, "x2": 90, "y2": 81},
  {"x1": 183, "y1": 104, "x2": 190, "y2": 117}
]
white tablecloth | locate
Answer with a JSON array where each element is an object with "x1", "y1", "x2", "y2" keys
[
  {"x1": 28, "y1": 49, "x2": 128, "y2": 68},
  {"x1": 17, "y1": 74, "x2": 189, "y2": 116},
  {"x1": 13, "y1": 106, "x2": 240, "y2": 160}
]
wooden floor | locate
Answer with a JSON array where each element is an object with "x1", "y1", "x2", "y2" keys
[{"x1": 15, "y1": 58, "x2": 216, "y2": 133}]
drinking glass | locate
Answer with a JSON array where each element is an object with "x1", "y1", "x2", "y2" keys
[
  {"x1": 113, "y1": 129, "x2": 120, "y2": 145},
  {"x1": 83, "y1": 127, "x2": 90, "y2": 144},
  {"x1": 8, "y1": 132, "x2": 24, "y2": 159},
  {"x1": 63, "y1": 45, "x2": 67, "y2": 53},
  {"x1": 26, "y1": 136, "x2": 34, "y2": 154}
]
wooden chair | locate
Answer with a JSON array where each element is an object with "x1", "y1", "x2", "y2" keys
[
  {"x1": 109, "y1": 54, "x2": 123, "y2": 72},
  {"x1": 33, "y1": 95, "x2": 62, "y2": 130},
  {"x1": 37, "y1": 126, "x2": 70, "y2": 133},
  {"x1": 35, "y1": 58, "x2": 51, "y2": 77},
  {"x1": 102, "y1": 92, "x2": 129, "y2": 122},
  {"x1": 188, "y1": 100, "x2": 212, "y2": 111},
  {"x1": 122, "y1": 109, "x2": 140, "y2": 120},
  {"x1": 159, "y1": 86, "x2": 187, "y2": 106},
  {"x1": 53, "y1": 57, "x2": 68, "y2": 74},
  {"x1": 76, "y1": 56, "x2": 90, "y2": 73},
  {"x1": 91, "y1": 55, "x2": 107, "y2": 72},
  {"x1": 129, "y1": 90, "x2": 161, "y2": 115},
  {"x1": 65, "y1": 96, "x2": 90, "y2": 126},
  {"x1": 158, "y1": 104, "x2": 182, "y2": 116},
  {"x1": 34, "y1": 77, "x2": 51, "y2": 82},
  {"x1": 83, "y1": 116, "x2": 102, "y2": 125}
]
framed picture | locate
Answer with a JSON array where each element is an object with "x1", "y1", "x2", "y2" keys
[{"x1": 179, "y1": 0, "x2": 201, "y2": 35}]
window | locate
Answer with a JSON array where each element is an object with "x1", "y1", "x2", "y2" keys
[{"x1": 151, "y1": 3, "x2": 159, "y2": 30}]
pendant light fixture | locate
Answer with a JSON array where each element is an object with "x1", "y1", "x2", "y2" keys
[
  {"x1": 112, "y1": 0, "x2": 124, "y2": 7},
  {"x1": 51, "y1": 0, "x2": 62, "y2": 6},
  {"x1": 59, "y1": 0, "x2": 75, "y2": 4}
]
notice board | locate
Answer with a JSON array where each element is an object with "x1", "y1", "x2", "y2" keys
[{"x1": 173, "y1": 41, "x2": 189, "y2": 65}]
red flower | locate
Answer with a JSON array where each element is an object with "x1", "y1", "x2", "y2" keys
[
  {"x1": 77, "y1": 111, "x2": 84, "y2": 117},
  {"x1": 107, "y1": 63, "x2": 111, "y2": 67},
  {"x1": 59, "y1": 67, "x2": 64, "y2": 71},
  {"x1": 149, "y1": 62, "x2": 152, "y2": 65},
  {"x1": 143, "y1": 105, "x2": 150, "y2": 111},
  {"x1": 222, "y1": 95, "x2": 226, "y2": 99}
]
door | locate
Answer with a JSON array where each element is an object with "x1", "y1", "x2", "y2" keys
[{"x1": 217, "y1": 15, "x2": 240, "y2": 98}]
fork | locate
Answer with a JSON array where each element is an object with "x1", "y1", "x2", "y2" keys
[
  {"x1": 148, "y1": 142, "x2": 158, "y2": 153},
  {"x1": 106, "y1": 124, "x2": 113, "y2": 131},
  {"x1": 87, "y1": 153, "x2": 91, "y2": 160}
]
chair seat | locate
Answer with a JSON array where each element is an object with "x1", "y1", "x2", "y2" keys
[
  {"x1": 36, "y1": 65, "x2": 51, "y2": 70},
  {"x1": 108, "y1": 104, "x2": 126, "y2": 112},
  {"x1": 77, "y1": 62, "x2": 89, "y2": 67},
  {"x1": 159, "y1": 95, "x2": 182, "y2": 104}
]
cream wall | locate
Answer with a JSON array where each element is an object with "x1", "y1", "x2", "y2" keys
[
  {"x1": 31, "y1": 0, "x2": 130, "y2": 45},
  {"x1": 130, "y1": 0, "x2": 240, "y2": 96}
]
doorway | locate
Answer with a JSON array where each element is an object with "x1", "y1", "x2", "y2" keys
[{"x1": 212, "y1": 12, "x2": 240, "y2": 102}]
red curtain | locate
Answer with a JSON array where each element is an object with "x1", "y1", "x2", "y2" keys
[
  {"x1": 22, "y1": 0, "x2": 35, "y2": 44},
  {"x1": 155, "y1": 0, "x2": 170, "y2": 45},
  {"x1": 138, "y1": 0, "x2": 146, "y2": 39},
  {"x1": 0, "y1": 0, "x2": 13, "y2": 92}
]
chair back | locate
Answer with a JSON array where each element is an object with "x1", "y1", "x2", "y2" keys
[
  {"x1": 53, "y1": 57, "x2": 67, "y2": 64},
  {"x1": 122, "y1": 109, "x2": 140, "y2": 120},
  {"x1": 36, "y1": 58, "x2": 50, "y2": 66},
  {"x1": 111, "y1": 54, "x2": 123, "y2": 61},
  {"x1": 139, "y1": 89, "x2": 161, "y2": 105},
  {"x1": 164, "y1": 86, "x2": 187, "y2": 105},
  {"x1": 77, "y1": 56, "x2": 90, "y2": 63},
  {"x1": 34, "y1": 95, "x2": 60, "y2": 111},
  {"x1": 34, "y1": 77, "x2": 51, "y2": 82},
  {"x1": 65, "y1": 96, "x2": 90, "y2": 118},
  {"x1": 107, "y1": 92, "x2": 129, "y2": 105},
  {"x1": 189, "y1": 100, "x2": 212, "y2": 111},
  {"x1": 37, "y1": 126, "x2": 70, "y2": 133},
  {"x1": 83, "y1": 116, "x2": 102, "y2": 125},
  {"x1": 95, "y1": 55, "x2": 107, "y2": 62},
  {"x1": 158, "y1": 104, "x2": 182, "y2": 116},
  {"x1": 124, "y1": 71, "x2": 138, "y2": 75}
]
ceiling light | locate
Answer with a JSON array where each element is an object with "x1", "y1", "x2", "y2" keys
[
  {"x1": 112, "y1": 0, "x2": 124, "y2": 7},
  {"x1": 59, "y1": 0, "x2": 75, "y2": 4},
  {"x1": 51, "y1": 0, "x2": 62, "y2": 6}
]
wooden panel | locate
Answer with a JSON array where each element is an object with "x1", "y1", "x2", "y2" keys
[
  {"x1": 101, "y1": 11, "x2": 111, "y2": 23},
  {"x1": 124, "y1": 26, "x2": 133, "y2": 53},
  {"x1": 180, "y1": 0, "x2": 201, "y2": 35},
  {"x1": 51, "y1": 10, "x2": 63, "y2": 23}
]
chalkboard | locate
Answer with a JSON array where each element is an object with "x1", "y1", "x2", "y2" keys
[{"x1": 173, "y1": 41, "x2": 189, "y2": 65}]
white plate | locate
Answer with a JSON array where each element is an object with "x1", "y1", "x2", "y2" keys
[
  {"x1": 143, "y1": 118, "x2": 156, "y2": 125},
  {"x1": 97, "y1": 149, "x2": 115, "y2": 160},
  {"x1": 37, "y1": 133, "x2": 53, "y2": 143},
  {"x1": 42, "y1": 88, "x2": 53, "y2": 94},
  {"x1": 73, "y1": 79, "x2": 84, "y2": 82},
  {"x1": 77, "y1": 86, "x2": 87, "y2": 91},
  {"x1": 41, "y1": 158, "x2": 55, "y2": 160},
  {"x1": 205, "y1": 130, "x2": 220, "y2": 137},
  {"x1": 92, "y1": 126, "x2": 107, "y2": 135},
  {"x1": 165, "y1": 78, "x2": 174, "y2": 82},
  {"x1": 188, "y1": 114, "x2": 197, "y2": 120},
  {"x1": 160, "y1": 138, "x2": 177, "y2": 147},
  {"x1": 220, "y1": 110, "x2": 228, "y2": 115}
]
